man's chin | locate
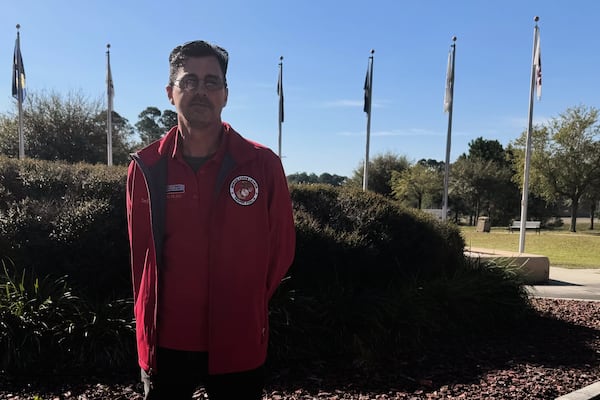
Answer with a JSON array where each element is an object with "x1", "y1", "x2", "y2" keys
[{"x1": 185, "y1": 116, "x2": 216, "y2": 130}]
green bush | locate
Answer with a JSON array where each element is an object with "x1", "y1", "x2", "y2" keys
[
  {"x1": 0, "y1": 161, "x2": 532, "y2": 376},
  {"x1": 0, "y1": 258, "x2": 82, "y2": 372},
  {"x1": 290, "y1": 184, "x2": 465, "y2": 283},
  {"x1": 268, "y1": 184, "x2": 530, "y2": 369},
  {"x1": 0, "y1": 258, "x2": 136, "y2": 373},
  {"x1": 0, "y1": 156, "x2": 129, "y2": 300}
]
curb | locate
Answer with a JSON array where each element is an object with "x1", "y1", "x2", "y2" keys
[{"x1": 555, "y1": 381, "x2": 600, "y2": 400}]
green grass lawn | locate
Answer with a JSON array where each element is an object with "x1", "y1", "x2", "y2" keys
[{"x1": 460, "y1": 224, "x2": 600, "y2": 269}]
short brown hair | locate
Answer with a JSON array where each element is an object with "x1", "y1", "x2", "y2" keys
[{"x1": 168, "y1": 40, "x2": 229, "y2": 86}]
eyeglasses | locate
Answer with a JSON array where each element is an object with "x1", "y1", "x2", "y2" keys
[{"x1": 173, "y1": 75, "x2": 225, "y2": 92}]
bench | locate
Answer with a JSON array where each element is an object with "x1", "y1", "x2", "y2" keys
[{"x1": 508, "y1": 220, "x2": 541, "y2": 234}]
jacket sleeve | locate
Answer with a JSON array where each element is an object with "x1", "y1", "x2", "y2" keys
[
  {"x1": 265, "y1": 153, "x2": 296, "y2": 300},
  {"x1": 126, "y1": 160, "x2": 150, "y2": 302}
]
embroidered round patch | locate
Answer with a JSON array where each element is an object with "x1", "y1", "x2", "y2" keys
[{"x1": 229, "y1": 175, "x2": 259, "y2": 206}]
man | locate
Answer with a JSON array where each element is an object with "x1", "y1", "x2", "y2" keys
[{"x1": 126, "y1": 40, "x2": 296, "y2": 400}]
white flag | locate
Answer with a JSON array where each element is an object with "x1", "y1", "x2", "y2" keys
[
  {"x1": 107, "y1": 53, "x2": 114, "y2": 101},
  {"x1": 443, "y1": 49, "x2": 454, "y2": 112}
]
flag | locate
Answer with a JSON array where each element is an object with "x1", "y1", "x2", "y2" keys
[
  {"x1": 106, "y1": 53, "x2": 114, "y2": 102},
  {"x1": 12, "y1": 36, "x2": 26, "y2": 101},
  {"x1": 443, "y1": 48, "x2": 454, "y2": 112},
  {"x1": 363, "y1": 61, "x2": 372, "y2": 114},
  {"x1": 277, "y1": 62, "x2": 284, "y2": 123},
  {"x1": 534, "y1": 29, "x2": 542, "y2": 100}
]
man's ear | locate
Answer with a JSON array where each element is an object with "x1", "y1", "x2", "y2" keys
[{"x1": 166, "y1": 85, "x2": 175, "y2": 105}]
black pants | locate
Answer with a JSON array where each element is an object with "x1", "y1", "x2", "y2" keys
[{"x1": 141, "y1": 347, "x2": 265, "y2": 400}]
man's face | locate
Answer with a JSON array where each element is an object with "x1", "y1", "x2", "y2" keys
[{"x1": 166, "y1": 56, "x2": 228, "y2": 129}]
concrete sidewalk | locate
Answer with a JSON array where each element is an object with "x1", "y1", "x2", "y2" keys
[
  {"x1": 527, "y1": 267, "x2": 600, "y2": 301},
  {"x1": 465, "y1": 247, "x2": 600, "y2": 299}
]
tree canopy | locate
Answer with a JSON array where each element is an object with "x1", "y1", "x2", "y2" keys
[
  {"x1": 0, "y1": 90, "x2": 135, "y2": 165},
  {"x1": 391, "y1": 163, "x2": 442, "y2": 209},
  {"x1": 347, "y1": 152, "x2": 410, "y2": 196},
  {"x1": 287, "y1": 172, "x2": 347, "y2": 186},
  {"x1": 448, "y1": 137, "x2": 521, "y2": 225},
  {"x1": 135, "y1": 107, "x2": 178, "y2": 146},
  {"x1": 511, "y1": 105, "x2": 600, "y2": 231}
]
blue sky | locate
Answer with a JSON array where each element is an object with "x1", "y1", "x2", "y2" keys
[{"x1": 1, "y1": 1, "x2": 599, "y2": 177}]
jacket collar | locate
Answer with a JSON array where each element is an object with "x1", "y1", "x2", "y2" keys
[{"x1": 158, "y1": 122, "x2": 257, "y2": 164}]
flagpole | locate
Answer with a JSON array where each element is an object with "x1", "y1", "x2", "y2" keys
[
  {"x1": 278, "y1": 56, "x2": 283, "y2": 159},
  {"x1": 106, "y1": 44, "x2": 113, "y2": 166},
  {"x1": 16, "y1": 25, "x2": 25, "y2": 160},
  {"x1": 363, "y1": 49, "x2": 374, "y2": 191},
  {"x1": 518, "y1": 16, "x2": 540, "y2": 253},
  {"x1": 442, "y1": 36, "x2": 456, "y2": 222}
]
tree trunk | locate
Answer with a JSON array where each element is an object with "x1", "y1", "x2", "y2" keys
[
  {"x1": 570, "y1": 198, "x2": 579, "y2": 233},
  {"x1": 590, "y1": 201, "x2": 596, "y2": 230}
]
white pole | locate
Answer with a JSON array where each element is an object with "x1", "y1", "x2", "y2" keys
[
  {"x1": 106, "y1": 44, "x2": 113, "y2": 166},
  {"x1": 442, "y1": 37, "x2": 457, "y2": 222},
  {"x1": 518, "y1": 17, "x2": 540, "y2": 253},
  {"x1": 17, "y1": 93, "x2": 24, "y2": 159}
]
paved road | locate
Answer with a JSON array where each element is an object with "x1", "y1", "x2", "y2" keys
[{"x1": 527, "y1": 267, "x2": 600, "y2": 301}]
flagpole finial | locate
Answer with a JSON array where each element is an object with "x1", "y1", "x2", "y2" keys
[
  {"x1": 452, "y1": 36, "x2": 457, "y2": 42},
  {"x1": 280, "y1": 56, "x2": 283, "y2": 61},
  {"x1": 534, "y1": 16, "x2": 539, "y2": 22},
  {"x1": 16, "y1": 24, "x2": 20, "y2": 31},
  {"x1": 107, "y1": 43, "x2": 111, "y2": 50},
  {"x1": 370, "y1": 49, "x2": 375, "y2": 55}
]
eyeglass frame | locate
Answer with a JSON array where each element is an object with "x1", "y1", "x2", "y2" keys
[{"x1": 172, "y1": 74, "x2": 227, "y2": 92}]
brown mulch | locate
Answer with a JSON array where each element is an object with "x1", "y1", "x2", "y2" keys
[{"x1": 1, "y1": 298, "x2": 599, "y2": 400}]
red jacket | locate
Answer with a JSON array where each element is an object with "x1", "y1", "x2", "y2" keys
[{"x1": 126, "y1": 123, "x2": 295, "y2": 375}]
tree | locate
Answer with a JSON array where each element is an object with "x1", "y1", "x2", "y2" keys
[
  {"x1": 449, "y1": 156, "x2": 519, "y2": 225},
  {"x1": 287, "y1": 172, "x2": 347, "y2": 186},
  {"x1": 135, "y1": 107, "x2": 178, "y2": 146},
  {"x1": 417, "y1": 158, "x2": 445, "y2": 207},
  {"x1": 287, "y1": 172, "x2": 319, "y2": 184},
  {"x1": 450, "y1": 157, "x2": 493, "y2": 224},
  {"x1": 505, "y1": 144, "x2": 555, "y2": 224},
  {"x1": 317, "y1": 173, "x2": 346, "y2": 186},
  {"x1": 160, "y1": 110, "x2": 178, "y2": 130},
  {"x1": 346, "y1": 152, "x2": 410, "y2": 196},
  {"x1": 451, "y1": 138, "x2": 520, "y2": 226},
  {"x1": 391, "y1": 163, "x2": 442, "y2": 209},
  {"x1": 0, "y1": 90, "x2": 136, "y2": 165},
  {"x1": 417, "y1": 158, "x2": 445, "y2": 172},
  {"x1": 467, "y1": 137, "x2": 506, "y2": 164},
  {"x1": 135, "y1": 107, "x2": 163, "y2": 145},
  {"x1": 511, "y1": 105, "x2": 600, "y2": 232},
  {"x1": 582, "y1": 176, "x2": 600, "y2": 230}
]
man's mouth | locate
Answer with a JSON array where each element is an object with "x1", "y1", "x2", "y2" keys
[{"x1": 191, "y1": 102, "x2": 211, "y2": 109}]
